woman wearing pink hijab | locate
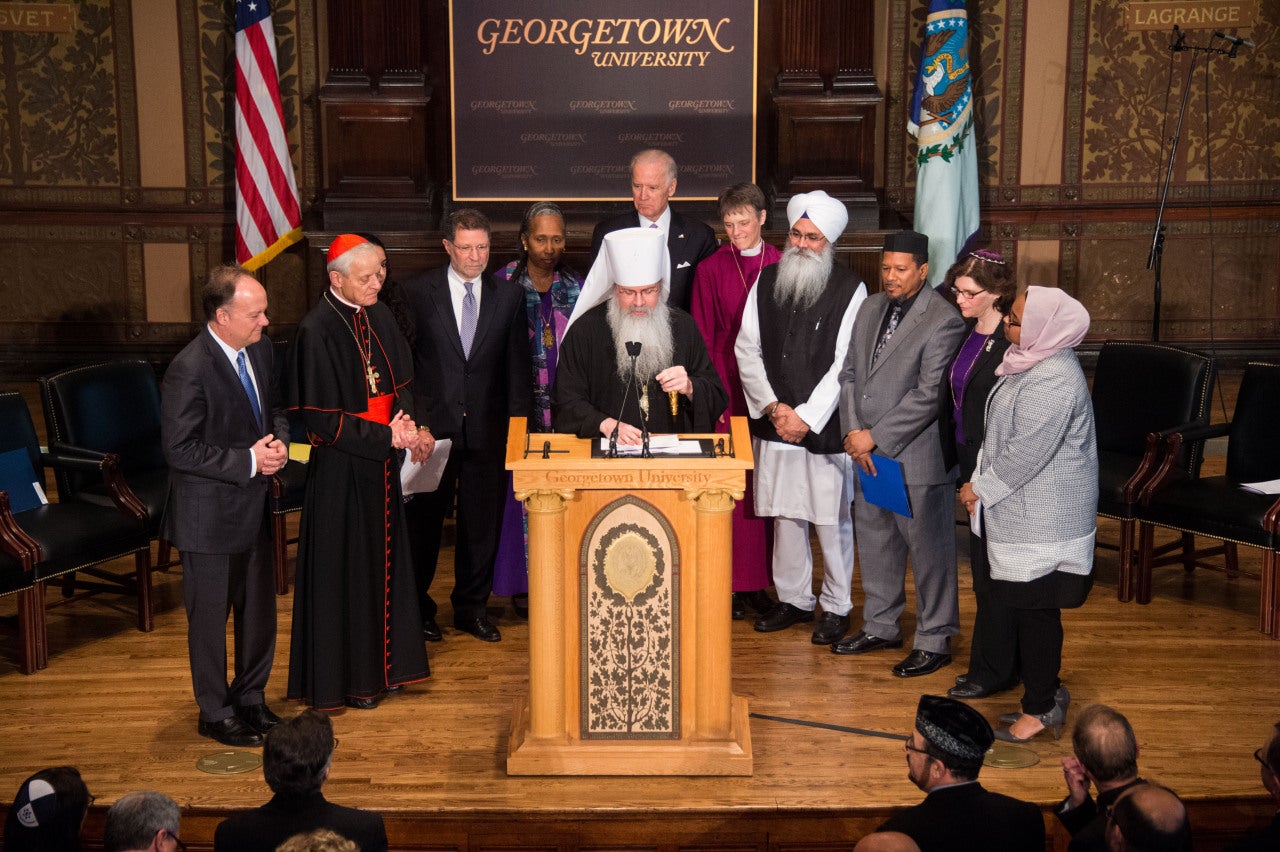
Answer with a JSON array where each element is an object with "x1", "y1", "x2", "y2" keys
[{"x1": 958, "y1": 286, "x2": 1097, "y2": 743}]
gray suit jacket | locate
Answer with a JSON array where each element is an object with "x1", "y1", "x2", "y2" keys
[{"x1": 838, "y1": 285, "x2": 966, "y2": 485}]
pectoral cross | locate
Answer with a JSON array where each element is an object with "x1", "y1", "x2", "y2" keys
[{"x1": 366, "y1": 363, "x2": 380, "y2": 395}]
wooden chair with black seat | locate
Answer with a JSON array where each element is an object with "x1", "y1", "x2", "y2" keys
[
  {"x1": 0, "y1": 390, "x2": 153, "y2": 672},
  {"x1": 38, "y1": 360, "x2": 181, "y2": 597},
  {"x1": 1091, "y1": 341, "x2": 1216, "y2": 601},
  {"x1": 1133, "y1": 361, "x2": 1280, "y2": 638}
]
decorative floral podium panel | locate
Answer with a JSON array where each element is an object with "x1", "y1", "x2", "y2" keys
[{"x1": 579, "y1": 495, "x2": 680, "y2": 739}]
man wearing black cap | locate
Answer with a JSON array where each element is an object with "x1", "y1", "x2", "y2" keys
[
  {"x1": 876, "y1": 695, "x2": 1044, "y2": 851},
  {"x1": 834, "y1": 231, "x2": 966, "y2": 677}
]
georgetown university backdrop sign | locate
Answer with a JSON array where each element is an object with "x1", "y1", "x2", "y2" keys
[{"x1": 448, "y1": 1, "x2": 757, "y2": 201}]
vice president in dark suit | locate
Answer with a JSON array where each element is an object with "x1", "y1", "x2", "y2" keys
[
  {"x1": 161, "y1": 265, "x2": 289, "y2": 747},
  {"x1": 403, "y1": 209, "x2": 531, "y2": 643},
  {"x1": 589, "y1": 148, "x2": 717, "y2": 312}
]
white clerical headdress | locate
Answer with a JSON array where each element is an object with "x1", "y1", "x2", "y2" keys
[{"x1": 565, "y1": 227, "x2": 671, "y2": 331}]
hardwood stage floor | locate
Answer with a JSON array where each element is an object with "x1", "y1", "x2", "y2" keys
[{"x1": 1, "y1": 515, "x2": 1277, "y2": 848}]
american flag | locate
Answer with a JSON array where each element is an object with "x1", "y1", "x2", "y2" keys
[{"x1": 234, "y1": 0, "x2": 302, "y2": 270}]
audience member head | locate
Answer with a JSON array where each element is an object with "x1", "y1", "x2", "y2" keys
[
  {"x1": 442, "y1": 209, "x2": 492, "y2": 281},
  {"x1": 880, "y1": 231, "x2": 930, "y2": 304},
  {"x1": 263, "y1": 709, "x2": 335, "y2": 797},
  {"x1": 942, "y1": 249, "x2": 1017, "y2": 316},
  {"x1": 1072, "y1": 704, "x2": 1140, "y2": 788},
  {"x1": 326, "y1": 235, "x2": 384, "y2": 307},
  {"x1": 517, "y1": 201, "x2": 568, "y2": 277},
  {"x1": 775, "y1": 190, "x2": 846, "y2": 310},
  {"x1": 275, "y1": 828, "x2": 359, "y2": 852},
  {"x1": 717, "y1": 183, "x2": 768, "y2": 253},
  {"x1": 353, "y1": 232, "x2": 389, "y2": 285},
  {"x1": 853, "y1": 831, "x2": 921, "y2": 852},
  {"x1": 3, "y1": 766, "x2": 91, "y2": 852},
  {"x1": 103, "y1": 791, "x2": 182, "y2": 852},
  {"x1": 202, "y1": 265, "x2": 269, "y2": 350},
  {"x1": 1255, "y1": 721, "x2": 1280, "y2": 803},
  {"x1": 629, "y1": 149, "x2": 678, "y2": 221},
  {"x1": 1105, "y1": 783, "x2": 1191, "y2": 852},
  {"x1": 905, "y1": 695, "x2": 993, "y2": 792}
]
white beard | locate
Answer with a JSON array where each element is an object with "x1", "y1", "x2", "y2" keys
[
  {"x1": 774, "y1": 243, "x2": 834, "y2": 310},
  {"x1": 606, "y1": 298, "x2": 674, "y2": 384}
]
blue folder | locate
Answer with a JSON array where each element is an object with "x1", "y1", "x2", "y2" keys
[
  {"x1": 0, "y1": 448, "x2": 44, "y2": 514},
  {"x1": 856, "y1": 453, "x2": 912, "y2": 518}
]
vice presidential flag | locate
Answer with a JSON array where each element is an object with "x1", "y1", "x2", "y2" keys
[
  {"x1": 909, "y1": 0, "x2": 980, "y2": 284},
  {"x1": 234, "y1": 0, "x2": 302, "y2": 270}
]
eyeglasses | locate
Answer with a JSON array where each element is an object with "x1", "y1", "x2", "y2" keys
[
  {"x1": 1256, "y1": 748, "x2": 1274, "y2": 773},
  {"x1": 903, "y1": 735, "x2": 931, "y2": 756},
  {"x1": 788, "y1": 229, "x2": 827, "y2": 246},
  {"x1": 1005, "y1": 313, "x2": 1022, "y2": 328},
  {"x1": 950, "y1": 286, "x2": 987, "y2": 301},
  {"x1": 87, "y1": 793, "x2": 97, "y2": 808},
  {"x1": 618, "y1": 286, "x2": 661, "y2": 300},
  {"x1": 166, "y1": 829, "x2": 188, "y2": 851}
]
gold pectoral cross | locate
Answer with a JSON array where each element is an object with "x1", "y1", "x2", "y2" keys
[{"x1": 366, "y1": 363, "x2": 380, "y2": 395}]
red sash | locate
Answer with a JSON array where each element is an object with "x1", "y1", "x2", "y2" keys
[{"x1": 355, "y1": 393, "x2": 394, "y2": 425}]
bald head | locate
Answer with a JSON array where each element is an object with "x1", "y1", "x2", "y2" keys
[
  {"x1": 853, "y1": 831, "x2": 921, "y2": 852},
  {"x1": 1107, "y1": 783, "x2": 1190, "y2": 852},
  {"x1": 1074, "y1": 704, "x2": 1139, "y2": 786}
]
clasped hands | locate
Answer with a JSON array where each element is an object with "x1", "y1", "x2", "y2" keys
[
  {"x1": 843, "y1": 428, "x2": 877, "y2": 474},
  {"x1": 769, "y1": 402, "x2": 809, "y2": 444},
  {"x1": 252, "y1": 434, "x2": 288, "y2": 476},
  {"x1": 389, "y1": 411, "x2": 434, "y2": 463}
]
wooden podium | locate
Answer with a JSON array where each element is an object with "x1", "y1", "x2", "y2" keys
[{"x1": 504, "y1": 417, "x2": 754, "y2": 776}]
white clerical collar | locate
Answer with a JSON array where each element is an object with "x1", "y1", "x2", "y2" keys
[
  {"x1": 739, "y1": 241, "x2": 764, "y2": 257},
  {"x1": 328, "y1": 287, "x2": 362, "y2": 310}
]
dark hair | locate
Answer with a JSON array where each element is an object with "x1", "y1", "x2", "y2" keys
[
  {"x1": 717, "y1": 183, "x2": 767, "y2": 218},
  {"x1": 445, "y1": 208, "x2": 491, "y2": 241},
  {"x1": 918, "y1": 733, "x2": 983, "y2": 782},
  {"x1": 103, "y1": 791, "x2": 180, "y2": 852},
  {"x1": 508, "y1": 201, "x2": 567, "y2": 286},
  {"x1": 3, "y1": 766, "x2": 90, "y2": 852},
  {"x1": 942, "y1": 249, "x2": 1017, "y2": 314},
  {"x1": 263, "y1": 710, "x2": 335, "y2": 796},
  {"x1": 1073, "y1": 704, "x2": 1139, "y2": 783},
  {"x1": 1109, "y1": 783, "x2": 1191, "y2": 852},
  {"x1": 1265, "y1": 721, "x2": 1280, "y2": 774},
  {"x1": 201, "y1": 264, "x2": 255, "y2": 322}
]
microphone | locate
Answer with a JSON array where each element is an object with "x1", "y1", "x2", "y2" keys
[
  {"x1": 608, "y1": 341, "x2": 643, "y2": 457},
  {"x1": 1214, "y1": 31, "x2": 1255, "y2": 48}
]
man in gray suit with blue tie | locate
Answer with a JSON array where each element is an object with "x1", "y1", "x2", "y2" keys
[
  {"x1": 162, "y1": 265, "x2": 289, "y2": 745},
  {"x1": 833, "y1": 231, "x2": 966, "y2": 677}
]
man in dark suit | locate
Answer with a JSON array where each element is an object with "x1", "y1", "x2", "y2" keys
[
  {"x1": 213, "y1": 710, "x2": 387, "y2": 852},
  {"x1": 589, "y1": 148, "x2": 717, "y2": 312},
  {"x1": 161, "y1": 265, "x2": 289, "y2": 747},
  {"x1": 875, "y1": 695, "x2": 1045, "y2": 852},
  {"x1": 403, "y1": 209, "x2": 531, "y2": 643},
  {"x1": 833, "y1": 231, "x2": 966, "y2": 677}
]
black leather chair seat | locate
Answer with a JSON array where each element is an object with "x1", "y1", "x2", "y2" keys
[
  {"x1": 1138, "y1": 474, "x2": 1275, "y2": 549},
  {"x1": 13, "y1": 503, "x2": 149, "y2": 580}
]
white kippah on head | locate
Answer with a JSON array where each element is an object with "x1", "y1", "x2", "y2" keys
[
  {"x1": 565, "y1": 227, "x2": 672, "y2": 332},
  {"x1": 786, "y1": 190, "x2": 849, "y2": 243},
  {"x1": 603, "y1": 227, "x2": 665, "y2": 288},
  {"x1": 16, "y1": 778, "x2": 56, "y2": 828}
]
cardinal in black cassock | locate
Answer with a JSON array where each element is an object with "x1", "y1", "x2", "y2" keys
[{"x1": 286, "y1": 234, "x2": 429, "y2": 711}]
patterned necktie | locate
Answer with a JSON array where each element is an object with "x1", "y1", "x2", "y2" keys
[
  {"x1": 237, "y1": 350, "x2": 262, "y2": 427},
  {"x1": 873, "y1": 303, "x2": 903, "y2": 364},
  {"x1": 460, "y1": 280, "x2": 477, "y2": 358}
]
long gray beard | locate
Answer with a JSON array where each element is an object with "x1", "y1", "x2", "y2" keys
[
  {"x1": 774, "y1": 244, "x2": 833, "y2": 310},
  {"x1": 606, "y1": 298, "x2": 675, "y2": 384}
]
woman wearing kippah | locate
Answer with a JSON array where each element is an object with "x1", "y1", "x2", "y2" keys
[
  {"x1": 3, "y1": 766, "x2": 91, "y2": 852},
  {"x1": 959, "y1": 286, "x2": 1097, "y2": 742},
  {"x1": 937, "y1": 250, "x2": 1017, "y2": 701}
]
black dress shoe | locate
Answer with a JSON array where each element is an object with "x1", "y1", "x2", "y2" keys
[
  {"x1": 344, "y1": 695, "x2": 380, "y2": 710},
  {"x1": 892, "y1": 650, "x2": 953, "y2": 678},
  {"x1": 236, "y1": 703, "x2": 282, "y2": 735},
  {"x1": 743, "y1": 589, "x2": 775, "y2": 615},
  {"x1": 830, "y1": 630, "x2": 903, "y2": 655},
  {"x1": 198, "y1": 716, "x2": 263, "y2": 747},
  {"x1": 422, "y1": 619, "x2": 443, "y2": 642},
  {"x1": 753, "y1": 602, "x2": 814, "y2": 633},
  {"x1": 512, "y1": 593, "x2": 529, "y2": 619},
  {"x1": 955, "y1": 672, "x2": 970, "y2": 685},
  {"x1": 454, "y1": 615, "x2": 502, "y2": 642},
  {"x1": 384, "y1": 685, "x2": 405, "y2": 694},
  {"x1": 948, "y1": 678, "x2": 1018, "y2": 699},
  {"x1": 811, "y1": 612, "x2": 850, "y2": 645},
  {"x1": 731, "y1": 593, "x2": 747, "y2": 621}
]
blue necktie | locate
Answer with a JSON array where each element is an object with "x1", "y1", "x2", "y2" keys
[
  {"x1": 237, "y1": 350, "x2": 262, "y2": 427},
  {"x1": 461, "y1": 280, "x2": 477, "y2": 358}
]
